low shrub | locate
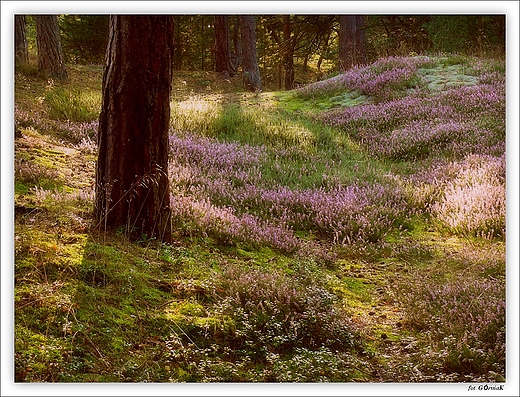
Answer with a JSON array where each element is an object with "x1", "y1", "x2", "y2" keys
[
  {"x1": 211, "y1": 263, "x2": 357, "y2": 358},
  {"x1": 432, "y1": 154, "x2": 505, "y2": 239},
  {"x1": 322, "y1": 83, "x2": 505, "y2": 161},
  {"x1": 295, "y1": 56, "x2": 433, "y2": 102},
  {"x1": 266, "y1": 347, "x2": 357, "y2": 382},
  {"x1": 399, "y1": 272, "x2": 505, "y2": 376},
  {"x1": 169, "y1": 131, "x2": 413, "y2": 248}
]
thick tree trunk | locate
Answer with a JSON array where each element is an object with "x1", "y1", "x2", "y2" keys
[
  {"x1": 214, "y1": 15, "x2": 235, "y2": 77},
  {"x1": 283, "y1": 15, "x2": 294, "y2": 90},
  {"x1": 95, "y1": 15, "x2": 174, "y2": 243},
  {"x1": 35, "y1": 15, "x2": 67, "y2": 80},
  {"x1": 239, "y1": 15, "x2": 262, "y2": 92},
  {"x1": 15, "y1": 15, "x2": 29, "y2": 66}
]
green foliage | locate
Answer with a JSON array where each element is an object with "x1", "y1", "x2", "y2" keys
[
  {"x1": 426, "y1": 16, "x2": 505, "y2": 57},
  {"x1": 59, "y1": 15, "x2": 109, "y2": 64}
]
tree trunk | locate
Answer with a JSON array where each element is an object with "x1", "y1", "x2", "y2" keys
[
  {"x1": 239, "y1": 15, "x2": 262, "y2": 92},
  {"x1": 173, "y1": 15, "x2": 182, "y2": 70},
  {"x1": 283, "y1": 15, "x2": 294, "y2": 90},
  {"x1": 15, "y1": 15, "x2": 29, "y2": 66},
  {"x1": 231, "y1": 16, "x2": 241, "y2": 73},
  {"x1": 339, "y1": 15, "x2": 356, "y2": 70},
  {"x1": 35, "y1": 15, "x2": 67, "y2": 80},
  {"x1": 317, "y1": 30, "x2": 332, "y2": 72},
  {"x1": 355, "y1": 15, "x2": 367, "y2": 65},
  {"x1": 214, "y1": 15, "x2": 235, "y2": 77},
  {"x1": 95, "y1": 15, "x2": 174, "y2": 243}
]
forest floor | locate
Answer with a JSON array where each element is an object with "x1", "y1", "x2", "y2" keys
[{"x1": 13, "y1": 57, "x2": 506, "y2": 387}]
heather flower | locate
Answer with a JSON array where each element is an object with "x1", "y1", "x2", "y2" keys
[
  {"x1": 432, "y1": 154, "x2": 505, "y2": 238},
  {"x1": 399, "y1": 270, "x2": 505, "y2": 375},
  {"x1": 170, "y1": 194, "x2": 299, "y2": 253},
  {"x1": 322, "y1": 82, "x2": 504, "y2": 161},
  {"x1": 295, "y1": 56, "x2": 433, "y2": 101},
  {"x1": 167, "y1": 55, "x2": 504, "y2": 250},
  {"x1": 169, "y1": 129, "x2": 413, "y2": 248},
  {"x1": 15, "y1": 106, "x2": 98, "y2": 149}
]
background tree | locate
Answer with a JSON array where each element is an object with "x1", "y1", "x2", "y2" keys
[
  {"x1": 339, "y1": 15, "x2": 367, "y2": 70},
  {"x1": 339, "y1": 16, "x2": 354, "y2": 70},
  {"x1": 355, "y1": 15, "x2": 367, "y2": 64},
  {"x1": 35, "y1": 15, "x2": 67, "y2": 79},
  {"x1": 171, "y1": 15, "x2": 214, "y2": 70},
  {"x1": 172, "y1": 15, "x2": 183, "y2": 70},
  {"x1": 231, "y1": 16, "x2": 242, "y2": 73},
  {"x1": 59, "y1": 15, "x2": 109, "y2": 64},
  {"x1": 365, "y1": 16, "x2": 431, "y2": 57},
  {"x1": 214, "y1": 15, "x2": 236, "y2": 77},
  {"x1": 425, "y1": 15, "x2": 505, "y2": 56},
  {"x1": 23, "y1": 14, "x2": 504, "y2": 89},
  {"x1": 282, "y1": 15, "x2": 295, "y2": 90},
  {"x1": 95, "y1": 15, "x2": 174, "y2": 243},
  {"x1": 15, "y1": 15, "x2": 29, "y2": 66},
  {"x1": 239, "y1": 15, "x2": 262, "y2": 92},
  {"x1": 294, "y1": 15, "x2": 337, "y2": 73}
]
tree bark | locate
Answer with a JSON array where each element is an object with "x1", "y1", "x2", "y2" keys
[
  {"x1": 355, "y1": 15, "x2": 367, "y2": 65},
  {"x1": 231, "y1": 16, "x2": 241, "y2": 73},
  {"x1": 15, "y1": 15, "x2": 29, "y2": 66},
  {"x1": 172, "y1": 15, "x2": 182, "y2": 70},
  {"x1": 35, "y1": 15, "x2": 67, "y2": 80},
  {"x1": 339, "y1": 15, "x2": 356, "y2": 70},
  {"x1": 239, "y1": 15, "x2": 262, "y2": 92},
  {"x1": 95, "y1": 15, "x2": 174, "y2": 243},
  {"x1": 283, "y1": 15, "x2": 294, "y2": 90},
  {"x1": 214, "y1": 15, "x2": 235, "y2": 77},
  {"x1": 339, "y1": 15, "x2": 367, "y2": 70}
]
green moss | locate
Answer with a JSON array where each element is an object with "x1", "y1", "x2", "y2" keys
[
  {"x1": 333, "y1": 276, "x2": 375, "y2": 309},
  {"x1": 177, "y1": 300, "x2": 207, "y2": 317},
  {"x1": 15, "y1": 181, "x2": 30, "y2": 195}
]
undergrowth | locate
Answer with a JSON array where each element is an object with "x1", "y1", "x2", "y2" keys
[{"x1": 13, "y1": 53, "x2": 506, "y2": 383}]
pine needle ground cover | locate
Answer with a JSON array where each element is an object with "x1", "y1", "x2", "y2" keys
[{"x1": 14, "y1": 56, "x2": 505, "y2": 383}]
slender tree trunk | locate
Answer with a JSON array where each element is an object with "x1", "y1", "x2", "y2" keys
[
  {"x1": 214, "y1": 15, "x2": 235, "y2": 77},
  {"x1": 201, "y1": 16, "x2": 205, "y2": 70},
  {"x1": 15, "y1": 15, "x2": 29, "y2": 66},
  {"x1": 173, "y1": 15, "x2": 182, "y2": 70},
  {"x1": 95, "y1": 15, "x2": 174, "y2": 243},
  {"x1": 35, "y1": 15, "x2": 67, "y2": 80},
  {"x1": 231, "y1": 16, "x2": 241, "y2": 73},
  {"x1": 283, "y1": 15, "x2": 294, "y2": 90},
  {"x1": 339, "y1": 15, "x2": 356, "y2": 70},
  {"x1": 239, "y1": 15, "x2": 262, "y2": 92},
  {"x1": 355, "y1": 15, "x2": 367, "y2": 65},
  {"x1": 317, "y1": 30, "x2": 332, "y2": 72}
]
